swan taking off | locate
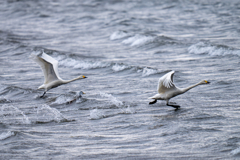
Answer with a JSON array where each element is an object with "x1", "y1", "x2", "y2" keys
[
  {"x1": 149, "y1": 71, "x2": 210, "y2": 109},
  {"x1": 31, "y1": 51, "x2": 87, "y2": 98}
]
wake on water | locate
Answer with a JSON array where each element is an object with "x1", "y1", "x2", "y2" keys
[{"x1": 89, "y1": 92, "x2": 135, "y2": 120}]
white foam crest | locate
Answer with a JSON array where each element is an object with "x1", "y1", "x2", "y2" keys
[
  {"x1": 122, "y1": 34, "x2": 154, "y2": 46},
  {"x1": 110, "y1": 30, "x2": 129, "y2": 40},
  {"x1": 142, "y1": 67, "x2": 158, "y2": 77},
  {"x1": 89, "y1": 109, "x2": 105, "y2": 120},
  {"x1": 0, "y1": 104, "x2": 31, "y2": 124},
  {"x1": 37, "y1": 104, "x2": 66, "y2": 123},
  {"x1": 230, "y1": 147, "x2": 240, "y2": 155},
  {"x1": 188, "y1": 42, "x2": 240, "y2": 56},
  {"x1": 112, "y1": 64, "x2": 129, "y2": 72},
  {"x1": 99, "y1": 92, "x2": 123, "y2": 107},
  {"x1": 0, "y1": 131, "x2": 15, "y2": 140},
  {"x1": 59, "y1": 58, "x2": 110, "y2": 70}
]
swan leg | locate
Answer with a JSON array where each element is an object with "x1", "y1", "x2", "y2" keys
[
  {"x1": 149, "y1": 99, "x2": 157, "y2": 105},
  {"x1": 40, "y1": 91, "x2": 46, "y2": 98},
  {"x1": 166, "y1": 101, "x2": 180, "y2": 109}
]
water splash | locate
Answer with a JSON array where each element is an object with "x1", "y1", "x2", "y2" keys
[
  {"x1": 99, "y1": 92, "x2": 123, "y2": 107},
  {"x1": 37, "y1": 104, "x2": 67, "y2": 123},
  {"x1": 12, "y1": 106, "x2": 31, "y2": 124},
  {"x1": 0, "y1": 104, "x2": 31, "y2": 124},
  {"x1": 0, "y1": 131, "x2": 15, "y2": 140},
  {"x1": 120, "y1": 105, "x2": 135, "y2": 114},
  {"x1": 89, "y1": 108, "x2": 105, "y2": 120}
]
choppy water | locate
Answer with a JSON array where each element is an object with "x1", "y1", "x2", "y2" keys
[{"x1": 1, "y1": 0, "x2": 240, "y2": 159}]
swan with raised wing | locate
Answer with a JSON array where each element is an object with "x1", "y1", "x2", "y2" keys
[
  {"x1": 149, "y1": 71, "x2": 210, "y2": 109},
  {"x1": 31, "y1": 51, "x2": 87, "y2": 98}
]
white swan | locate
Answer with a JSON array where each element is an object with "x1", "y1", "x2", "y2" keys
[
  {"x1": 32, "y1": 51, "x2": 87, "y2": 98},
  {"x1": 149, "y1": 71, "x2": 210, "y2": 109}
]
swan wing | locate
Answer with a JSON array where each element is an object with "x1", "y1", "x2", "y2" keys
[
  {"x1": 32, "y1": 53, "x2": 59, "y2": 84},
  {"x1": 157, "y1": 70, "x2": 176, "y2": 93},
  {"x1": 41, "y1": 52, "x2": 61, "y2": 80}
]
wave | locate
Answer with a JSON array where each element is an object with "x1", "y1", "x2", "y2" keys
[
  {"x1": 112, "y1": 63, "x2": 129, "y2": 72},
  {"x1": 0, "y1": 85, "x2": 34, "y2": 97},
  {"x1": 110, "y1": 30, "x2": 130, "y2": 40},
  {"x1": 31, "y1": 50, "x2": 111, "y2": 70},
  {"x1": 110, "y1": 31, "x2": 176, "y2": 48},
  {"x1": 112, "y1": 63, "x2": 160, "y2": 77},
  {"x1": 188, "y1": 42, "x2": 240, "y2": 56},
  {"x1": 59, "y1": 58, "x2": 111, "y2": 69},
  {"x1": 31, "y1": 50, "x2": 161, "y2": 77},
  {"x1": 122, "y1": 34, "x2": 155, "y2": 46},
  {"x1": 141, "y1": 67, "x2": 159, "y2": 77},
  {"x1": 230, "y1": 147, "x2": 240, "y2": 156},
  {"x1": 0, "y1": 131, "x2": 15, "y2": 140}
]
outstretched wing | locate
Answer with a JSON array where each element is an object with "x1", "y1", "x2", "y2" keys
[
  {"x1": 32, "y1": 52, "x2": 59, "y2": 84},
  {"x1": 157, "y1": 70, "x2": 176, "y2": 94},
  {"x1": 41, "y1": 52, "x2": 61, "y2": 80}
]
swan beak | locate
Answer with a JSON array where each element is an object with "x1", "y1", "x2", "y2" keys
[
  {"x1": 82, "y1": 75, "x2": 87, "y2": 78},
  {"x1": 82, "y1": 92, "x2": 86, "y2": 94},
  {"x1": 205, "y1": 80, "x2": 210, "y2": 84}
]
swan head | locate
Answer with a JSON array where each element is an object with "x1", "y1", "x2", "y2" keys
[
  {"x1": 200, "y1": 80, "x2": 210, "y2": 84},
  {"x1": 78, "y1": 75, "x2": 87, "y2": 79}
]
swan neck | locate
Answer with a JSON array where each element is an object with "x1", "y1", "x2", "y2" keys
[
  {"x1": 181, "y1": 81, "x2": 202, "y2": 93},
  {"x1": 62, "y1": 77, "x2": 81, "y2": 84}
]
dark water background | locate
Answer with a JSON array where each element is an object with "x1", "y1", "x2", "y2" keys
[{"x1": 1, "y1": 0, "x2": 240, "y2": 159}]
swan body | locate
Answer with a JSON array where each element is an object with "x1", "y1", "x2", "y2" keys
[
  {"x1": 32, "y1": 51, "x2": 87, "y2": 97},
  {"x1": 149, "y1": 71, "x2": 210, "y2": 109}
]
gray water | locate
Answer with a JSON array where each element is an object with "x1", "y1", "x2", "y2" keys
[{"x1": 1, "y1": 0, "x2": 240, "y2": 159}]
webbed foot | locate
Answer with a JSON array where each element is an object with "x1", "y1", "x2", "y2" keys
[
  {"x1": 40, "y1": 91, "x2": 46, "y2": 98},
  {"x1": 149, "y1": 99, "x2": 157, "y2": 105},
  {"x1": 167, "y1": 103, "x2": 180, "y2": 109}
]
